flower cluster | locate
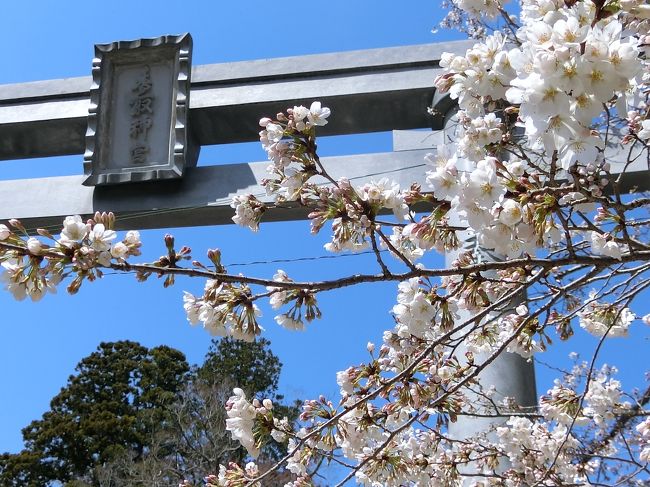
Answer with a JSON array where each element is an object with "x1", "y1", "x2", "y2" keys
[
  {"x1": 0, "y1": 213, "x2": 141, "y2": 301},
  {"x1": 225, "y1": 388, "x2": 264, "y2": 458},
  {"x1": 231, "y1": 194, "x2": 266, "y2": 232},
  {"x1": 267, "y1": 270, "x2": 321, "y2": 331},
  {"x1": 258, "y1": 102, "x2": 330, "y2": 203},
  {"x1": 392, "y1": 277, "x2": 442, "y2": 340},
  {"x1": 211, "y1": 1, "x2": 650, "y2": 483},
  {"x1": 215, "y1": 389, "x2": 294, "y2": 485},
  {"x1": 583, "y1": 370, "x2": 629, "y2": 428},
  {"x1": 637, "y1": 418, "x2": 650, "y2": 463},
  {"x1": 540, "y1": 381, "x2": 586, "y2": 425},
  {"x1": 204, "y1": 461, "x2": 261, "y2": 487},
  {"x1": 233, "y1": 106, "x2": 419, "y2": 255},
  {"x1": 496, "y1": 416, "x2": 587, "y2": 484},
  {"x1": 183, "y1": 280, "x2": 262, "y2": 341},
  {"x1": 432, "y1": 0, "x2": 650, "y2": 263},
  {"x1": 578, "y1": 294, "x2": 635, "y2": 338}
]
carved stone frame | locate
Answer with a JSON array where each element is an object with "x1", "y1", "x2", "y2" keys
[{"x1": 83, "y1": 33, "x2": 194, "y2": 186}]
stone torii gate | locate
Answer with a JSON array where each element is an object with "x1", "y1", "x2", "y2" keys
[
  {"x1": 0, "y1": 37, "x2": 473, "y2": 230},
  {"x1": 0, "y1": 34, "x2": 646, "y2": 479}
]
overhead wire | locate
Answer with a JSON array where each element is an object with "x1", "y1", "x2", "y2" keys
[
  {"x1": 226, "y1": 249, "x2": 387, "y2": 268},
  {"x1": 15, "y1": 158, "x2": 427, "y2": 276},
  {"x1": 22, "y1": 161, "x2": 428, "y2": 234},
  {"x1": 100, "y1": 248, "x2": 389, "y2": 277}
]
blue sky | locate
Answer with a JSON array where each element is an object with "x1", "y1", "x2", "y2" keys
[
  {"x1": 0, "y1": 0, "x2": 458, "y2": 454},
  {"x1": 0, "y1": 0, "x2": 647, "y2": 463}
]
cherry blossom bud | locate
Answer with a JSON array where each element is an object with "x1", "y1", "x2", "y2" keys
[
  {"x1": 0, "y1": 224, "x2": 10, "y2": 240},
  {"x1": 27, "y1": 237, "x2": 43, "y2": 255},
  {"x1": 67, "y1": 276, "x2": 83, "y2": 295},
  {"x1": 97, "y1": 251, "x2": 111, "y2": 267},
  {"x1": 164, "y1": 234, "x2": 175, "y2": 251},
  {"x1": 207, "y1": 248, "x2": 222, "y2": 266},
  {"x1": 110, "y1": 242, "x2": 128, "y2": 259},
  {"x1": 367, "y1": 341, "x2": 375, "y2": 354},
  {"x1": 36, "y1": 228, "x2": 53, "y2": 239},
  {"x1": 437, "y1": 365, "x2": 454, "y2": 381},
  {"x1": 125, "y1": 230, "x2": 141, "y2": 245},
  {"x1": 8, "y1": 219, "x2": 24, "y2": 232}
]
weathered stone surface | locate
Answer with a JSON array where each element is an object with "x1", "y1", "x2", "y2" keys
[{"x1": 83, "y1": 34, "x2": 194, "y2": 185}]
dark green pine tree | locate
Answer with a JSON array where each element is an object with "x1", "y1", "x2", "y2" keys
[
  {"x1": 0, "y1": 338, "x2": 299, "y2": 487},
  {"x1": 1, "y1": 341, "x2": 189, "y2": 486}
]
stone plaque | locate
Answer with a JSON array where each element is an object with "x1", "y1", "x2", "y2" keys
[{"x1": 83, "y1": 33, "x2": 195, "y2": 186}]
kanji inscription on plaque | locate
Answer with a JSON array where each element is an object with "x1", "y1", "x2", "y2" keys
[{"x1": 83, "y1": 33, "x2": 194, "y2": 186}]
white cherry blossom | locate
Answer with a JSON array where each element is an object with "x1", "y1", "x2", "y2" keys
[{"x1": 307, "y1": 101, "x2": 331, "y2": 127}]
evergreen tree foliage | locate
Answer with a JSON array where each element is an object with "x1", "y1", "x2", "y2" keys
[{"x1": 0, "y1": 338, "x2": 296, "y2": 486}]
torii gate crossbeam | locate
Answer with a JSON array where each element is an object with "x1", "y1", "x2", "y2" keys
[{"x1": 0, "y1": 39, "x2": 646, "y2": 231}]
